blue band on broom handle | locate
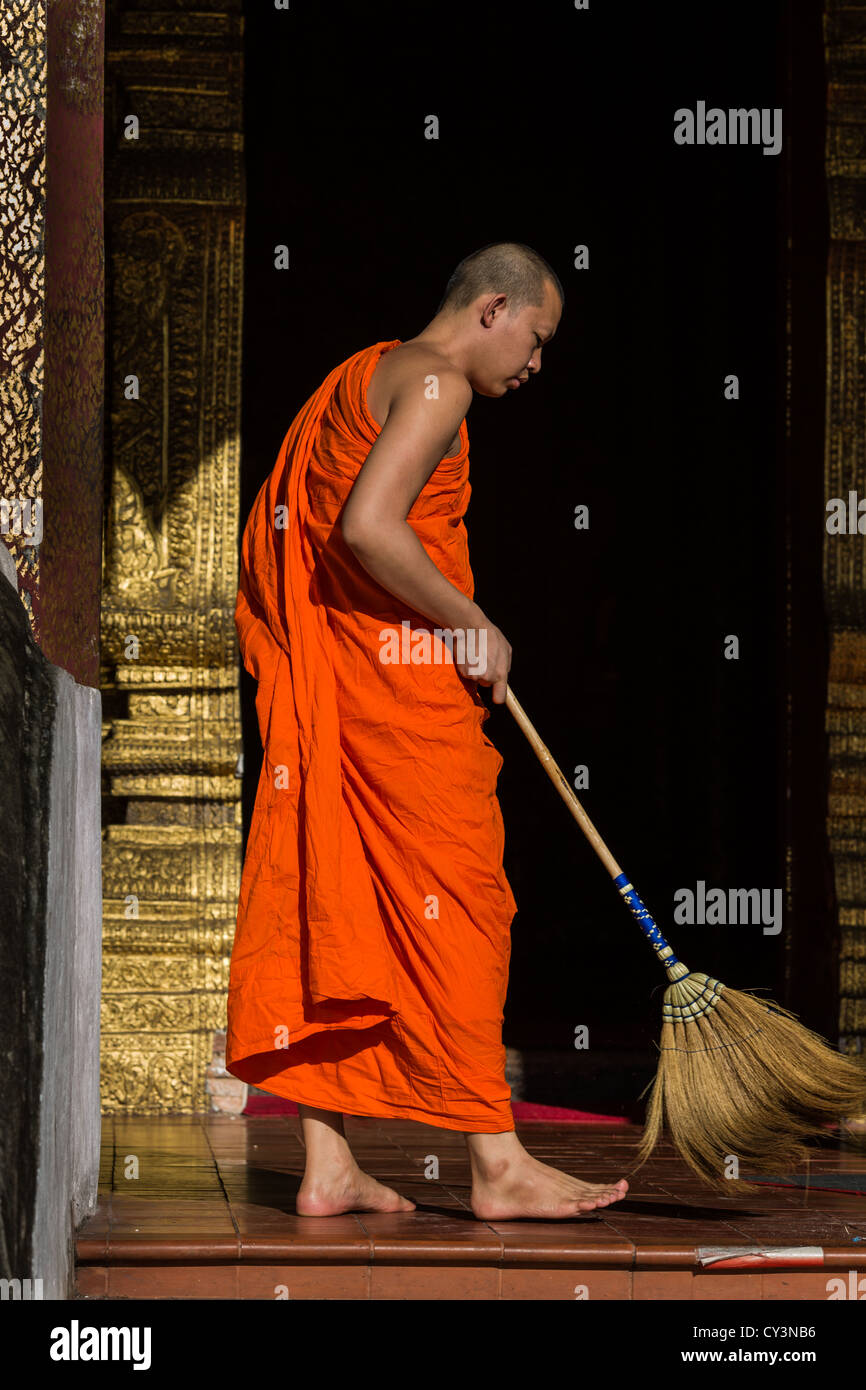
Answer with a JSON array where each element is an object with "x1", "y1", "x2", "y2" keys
[{"x1": 611, "y1": 872, "x2": 681, "y2": 970}]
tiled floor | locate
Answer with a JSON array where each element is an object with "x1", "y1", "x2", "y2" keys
[{"x1": 75, "y1": 1115, "x2": 866, "y2": 1300}]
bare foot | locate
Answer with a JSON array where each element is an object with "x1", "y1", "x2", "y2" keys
[
  {"x1": 297, "y1": 1160, "x2": 417, "y2": 1216},
  {"x1": 469, "y1": 1145, "x2": 629, "y2": 1220},
  {"x1": 295, "y1": 1102, "x2": 416, "y2": 1215}
]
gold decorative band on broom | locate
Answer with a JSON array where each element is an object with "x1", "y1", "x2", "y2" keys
[{"x1": 503, "y1": 684, "x2": 866, "y2": 1191}]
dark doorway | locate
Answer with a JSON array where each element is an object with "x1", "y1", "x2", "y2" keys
[{"x1": 239, "y1": 1, "x2": 829, "y2": 1115}]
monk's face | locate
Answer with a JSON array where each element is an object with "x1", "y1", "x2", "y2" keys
[{"x1": 473, "y1": 278, "x2": 562, "y2": 398}]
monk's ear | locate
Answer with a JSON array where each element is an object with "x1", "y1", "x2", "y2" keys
[{"x1": 479, "y1": 292, "x2": 507, "y2": 328}]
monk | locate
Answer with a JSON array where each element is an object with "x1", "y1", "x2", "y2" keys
[{"x1": 227, "y1": 241, "x2": 630, "y2": 1219}]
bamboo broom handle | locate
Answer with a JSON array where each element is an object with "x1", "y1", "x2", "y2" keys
[
  {"x1": 503, "y1": 684, "x2": 685, "y2": 976},
  {"x1": 504, "y1": 684, "x2": 623, "y2": 877}
]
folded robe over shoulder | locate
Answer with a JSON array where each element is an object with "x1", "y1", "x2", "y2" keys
[{"x1": 226, "y1": 339, "x2": 518, "y2": 1132}]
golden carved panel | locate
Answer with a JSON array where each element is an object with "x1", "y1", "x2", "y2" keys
[
  {"x1": 102, "y1": 955, "x2": 229, "y2": 993},
  {"x1": 100, "y1": 1036, "x2": 200, "y2": 1112},
  {"x1": 101, "y1": 0, "x2": 244, "y2": 1111},
  {"x1": 0, "y1": 1, "x2": 46, "y2": 628}
]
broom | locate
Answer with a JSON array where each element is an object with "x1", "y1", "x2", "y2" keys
[{"x1": 504, "y1": 684, "x2": 866, "y2": 1192}]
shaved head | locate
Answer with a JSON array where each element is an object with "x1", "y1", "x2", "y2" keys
[
  {"x1": 408, "y1": 240, "x2": 563, "y2": 400},
  {"x1": 437, "y1": 241, "x2": 564, "y2": 319}
]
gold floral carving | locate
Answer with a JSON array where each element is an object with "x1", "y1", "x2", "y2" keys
[
  {"x1": 101, "y1": 0, "x2": 244, "y2": 1111},
  {"x1": 0, "y1": 2, "x2": 46, "y2": 627}
]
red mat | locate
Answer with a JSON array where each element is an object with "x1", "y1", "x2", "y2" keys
[
  {"x1": 242, "y1": 1094, "x2": 629, "y2": 1124},
  {"x1": 745, "y1": 1173, "x2": 866, "y2": 1197}
]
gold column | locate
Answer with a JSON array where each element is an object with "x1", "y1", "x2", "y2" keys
[
  {"x1": 0, "y1": 2, "x2": 46, "y2": 619},
  {"x1": 100, "y1": 1, "x2": 244, "y2": 1110},
  {"x1": 824, "y1": 1, "x2": 866, "y2": 1066}
]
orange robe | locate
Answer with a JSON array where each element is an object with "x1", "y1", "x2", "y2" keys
[{"x1": 226, "y1": 339, "x2": 517, "y2": 1132}]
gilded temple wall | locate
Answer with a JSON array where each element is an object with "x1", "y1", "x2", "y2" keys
[{"x1": 100, "y1": 0, "x2": 244, "y2": 1110}]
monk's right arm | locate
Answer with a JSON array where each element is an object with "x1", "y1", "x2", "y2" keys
[{"x1": 340, "y1": 370, "x2": 512, "y2": 702}]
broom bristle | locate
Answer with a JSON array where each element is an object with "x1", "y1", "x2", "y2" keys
[{"x1": 633, "y1": 978, "x2": 866, "y2": 1192}]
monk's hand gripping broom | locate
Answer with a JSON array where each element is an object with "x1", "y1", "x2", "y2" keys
[{"x1": 504, "y1": 684, "x2": 866, "y2": 1192}]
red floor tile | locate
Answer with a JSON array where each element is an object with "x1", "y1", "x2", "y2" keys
[{"x1": 74, "y1": 1115, "x2": 866, "y2": 1300}]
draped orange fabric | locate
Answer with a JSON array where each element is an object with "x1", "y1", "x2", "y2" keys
[{"x1": 226, "y1": 340, "x2": 518, "y2": 1132}]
